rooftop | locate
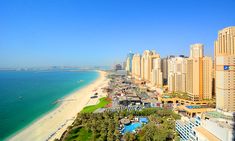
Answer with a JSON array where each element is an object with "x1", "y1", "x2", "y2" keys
[
  {"x1": 203, "y1": 111, "x2": 234, "y2": 121},
  {"x1": 194, "y1": 127, "x2": 220, "y2": 141},
  {"x1": 178, "y1": 105, "x2": 213, "y2": 113}
]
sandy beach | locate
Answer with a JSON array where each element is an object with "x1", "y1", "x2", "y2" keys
[{"x1": 9, "y1": 70, "x2": 108, "y2": 141}]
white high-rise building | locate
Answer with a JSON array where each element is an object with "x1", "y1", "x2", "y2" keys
[
  {"x1": 168, "y1": 56, "x2": 187, "y2": 92},
  {"x1": 190, "y1": 43, "x2": 204, "y2": 58},
  {"x1": 151, "y1": 57, "x2": 162, "y2": 87}
]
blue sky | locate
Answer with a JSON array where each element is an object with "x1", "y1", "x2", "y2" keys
[{"x1": 0, "y1": 0, "x2": 235, "y2": 68}]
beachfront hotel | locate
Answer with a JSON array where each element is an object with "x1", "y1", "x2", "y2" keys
[{"x1": 214, "y1": 26, "x2": 235, "y2": 112}]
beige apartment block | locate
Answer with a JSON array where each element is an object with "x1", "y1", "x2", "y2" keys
[
  {"x1": 186, "y1": 44, "x2": 212, "y2": 101},
  {"x1": 202, "y1": 57, "x2": 213, "y2": 100},
  {"x1": 186, "y1": 57, "x2": 202, "y2": 100},
  {"x1": 168, "y1": 57, "x2": 187, "y2": 92},
  {"x1": 151, "y1": 56, "x2": 162, "y2": 87},
  {"x1": 141, "y1": 50, "x2": 152, "y2": 81},
  {"x1": 132, "y1": 54, "x2": 142, "y2": 80},
  {"x1": 214, "y1": 26, "x2": 235, "y2": 112},
  {"x1": 141, "y1": 50, "x2": 156, "y2": 82},
  {"x1": 138, "y1": 50, "x2": 163, "y2": 87}
]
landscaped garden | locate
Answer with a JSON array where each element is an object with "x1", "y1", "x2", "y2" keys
[{"x1": 59, "y1": 108, "x2": 181, "y2": 141}]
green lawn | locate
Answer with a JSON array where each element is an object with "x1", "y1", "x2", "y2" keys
[{"x1": 81, "y1": 97, "x2": 110, "y2": 113}]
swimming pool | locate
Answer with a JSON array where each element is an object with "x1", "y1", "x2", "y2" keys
[
  {"x1": 122, "y1": 122, "x2": 142, "y2": 134},
  {"x1": 186, "y1": 105, "x2": 202, "y2": 109}
]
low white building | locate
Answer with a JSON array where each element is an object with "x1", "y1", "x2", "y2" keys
[
  {"x1": 194, "y1": 111, "x2": 234, "y2": 141},
  {"x1": 176, "y1": 110, "x2": 234, "y2": 141}
]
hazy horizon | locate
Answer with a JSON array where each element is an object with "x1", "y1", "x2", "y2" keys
[{"x1": 1, "y1": 0, "x2": 235, "y2": 68}]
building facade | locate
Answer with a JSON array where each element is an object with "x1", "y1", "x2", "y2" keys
[
  {"x1": 141, "y1": 50, "x2": 157, "y2": 82},
  {"x1": 168, "y1": 56, "x2": 187, "y2": 92},
  {"x1": 176, "y1": 112, "x2": 234, "y2": 141},
  {"x1": 131, "y1": 54, "x2": 142, "y2": 80},
  {"x1": 202, "y1": 57, "x2": 213, "y2": 100},
  {"x1": 161, "y1": 57, "x2": 168, "y2": 85},
  {"x1": 214, "y1": 26, "x2": 235, "y2": 112},
  {"x1": 186, "y1": 44, "x2": 213, "y2": 101},
  {"x1": 125, "y1": 52, "x2": 134, "y2": 73},
  {"x1": 176, "y1": 116, "x2": 201, "y2": 141},
  {"x1": 186, "y1": 44, "x2": 204, "y2": 100},
  {"x1": 151, "y1": 56, "x2": 163, "y2": 87}
]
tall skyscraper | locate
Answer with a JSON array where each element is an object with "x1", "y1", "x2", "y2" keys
[
  {"x1": 132, "y1": 54, "x2": 142, "y2": 80},
  {"x1": 141, "y1": 50, "x2": 155, "y2": 82},
  {"x1": 186, "y1": 44, "x2": 213, "y2": 101},
  {"x1": 168, "y1": 56, "x2": 187, "y2": 92},
  {"x1": 140, "y1": 50, "x2": 163, "y2": 87},
  {"x1": 151, "y1": 55, "x2": 162, "y2": 87},
  {"x1": 214, "y1": 26, "x2": 235, "y2": 112},
  {"x1": 125, "y1": 52, "x2": 134, "y2": 73},
  {"x1": 202, "y1": 57, "x2": 213, "y2": 100},
  {"x1": 161, "y1": 57, "x2": 168, "y2": 85},
  {"x1": 187, "y1": 44, "x2": 204, "y2": 100},
  {"x1": 126, "y1": 58, "x2": 131, "y2": 72}
]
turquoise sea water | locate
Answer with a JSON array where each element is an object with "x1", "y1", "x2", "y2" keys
[{"x1": 0, "y1": 70, "x2": 99, "y2": 140}]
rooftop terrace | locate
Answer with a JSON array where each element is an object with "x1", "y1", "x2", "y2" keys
[{"x1": 203, "y1": 111, "x2": 234, "y2": 121}]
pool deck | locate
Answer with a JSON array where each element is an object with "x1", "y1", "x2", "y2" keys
[
  {"x1": 121, "y1": 122, "x2": 142, "y2": 134},
  {"x1": 120, "y1": 117, "x2": 149, "y2": 134},
  {"x1": 178, "y1": 105, "x2": 214, "y2": 117}
]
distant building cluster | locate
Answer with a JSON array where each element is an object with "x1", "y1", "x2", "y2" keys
[
  {"x1": 124, "y1": 26, "x2": 235, "y2": 113},
  {"x1": 122, "y1": 26, "x2": 235, "y2": 141},
  {"x1": 125, "y1": 44, "x2": 213, "y2": 101},
  {"x1": 131, "y1": 50, "x2": 163, "y2": 87}
]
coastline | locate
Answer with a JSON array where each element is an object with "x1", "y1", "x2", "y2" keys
[{"x1": 9, "y1": 70, "x2": 108, "y2": 141}]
